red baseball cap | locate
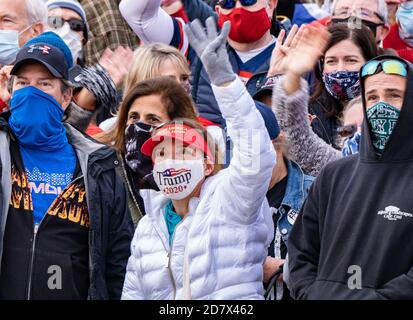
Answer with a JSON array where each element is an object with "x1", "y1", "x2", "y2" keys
[{"x1": 141, "y1": 123, "x2": 214, "y2": 161}]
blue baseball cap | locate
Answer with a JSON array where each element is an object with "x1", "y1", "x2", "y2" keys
[
  {"x1": 24, "y1": 31, "x2": 73, "y2": 69},
  {"x1": 255, "y1": 100, "x2": 281, "y2": 140},
  {"x1": 11, "y1": 42, "x2": 69, "y2": 80}
]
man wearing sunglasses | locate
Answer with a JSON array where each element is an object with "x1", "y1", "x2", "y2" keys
[
  {"x1": 330, "y1": 0, "x2": 390, "y2": 45},
  {"x1": 120, "y1": 0, "x2": 279, "y2": 125},
  {"x1": 288, "y1": 55, "x2": 413, "y2": 299},
  {"x1": 47, "y1": 0, "x2": 89, "y2": 64}
]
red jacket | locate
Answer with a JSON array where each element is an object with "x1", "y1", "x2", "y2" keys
[{"x1": 383, "y1": 24, "x2": 413, "y2": 63}]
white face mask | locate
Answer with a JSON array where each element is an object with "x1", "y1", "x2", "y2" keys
[
  {"x1": 153, "y1": 159, "x2": 205, "y2": 200},
  {"x1": 51, "y1": 22, "x2": 82, "y2": 63},
  {"x1": 0, "y1": 25, "x2": 33, "y2": 65}
]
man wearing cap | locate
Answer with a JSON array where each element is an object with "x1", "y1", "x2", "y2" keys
[
  {"x1": 46, "y1": 0, "x2": 89, "y2": 65},
  {"x1": 119, "y1": 0, "x2": 280, "y2": 126},
  {"x1": 0, "y1": 36, "x2": 133, "y2": 299},
  {"x1": 287, "y1": 55, "x2": 413, "y2": 299}
]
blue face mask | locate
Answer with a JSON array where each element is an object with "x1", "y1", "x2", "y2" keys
[
  {"x1": 397, "y1": 3, "x2": 413, "y2": 41},
  {"x1": 9, "y1": 86, "x2": 68, "y2": 151}
]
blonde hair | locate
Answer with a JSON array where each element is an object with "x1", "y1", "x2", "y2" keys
[{"x1": 124, "y1": 43, "x2": 191, "y2": 97}]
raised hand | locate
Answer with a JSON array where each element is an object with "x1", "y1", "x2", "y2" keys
[
  {"x1": 283, "y1": 23, "x2": 331, "y2": 77},
  {"x1": 99, "y1": 46, "x2": 134, "y2": 87},
  {"x1": 267, "y1": 24, "x2": 300, "y2": 77},
  {"x1": 0, "y1": 65, "x2": 12, "y2": 103},
  {"x1": 185, "y1": 17, "x2": 236, "y2": 86}
]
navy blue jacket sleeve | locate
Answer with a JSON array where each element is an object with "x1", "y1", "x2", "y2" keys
[{"x1": 182, "y1": 0, "x2": 218, "y2": 24}]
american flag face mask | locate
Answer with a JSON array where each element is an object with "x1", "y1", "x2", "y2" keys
[{"x1": 152, "y1": 158, "x2": 205, "y2": 200}]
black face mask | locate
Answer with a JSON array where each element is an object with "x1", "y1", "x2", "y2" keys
[
  {"x1": 124, "y1": 122, "x2": 157, "y2": 189},
  {"x1": 331, "y1": 17, "x2": 383, "y2": 38}
]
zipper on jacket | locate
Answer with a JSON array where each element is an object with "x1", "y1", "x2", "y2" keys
[
  {"x1": 167, "y1": 218, "x2": 187, "y2": 299},
  {"x1": 26, "y1": 174, "x2": 84, "y2": 300},
  {"x1": 26, "y1": 216, "x2": 44, "y2": 300}
]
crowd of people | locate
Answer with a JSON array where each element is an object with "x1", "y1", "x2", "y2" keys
[{"x1": 0, "y1": 0, "x2": 412, "y2": 300}]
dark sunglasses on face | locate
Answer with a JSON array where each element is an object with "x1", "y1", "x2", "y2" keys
[
  {"x1": 48, "y1": 16, "x2": 85, "y2": 33},
  {"x1": 331, "y1": 17, "x2": 384, "y2": 36},
  {"x1": 337, "y1": 124, "x2": 360, "y2": 138},
  {"x1": 218, "y1": 0, "x2": 257, "y2": 10},
  {"x1": 361, "y1": 59, "x2": 408, "y2": 79}
]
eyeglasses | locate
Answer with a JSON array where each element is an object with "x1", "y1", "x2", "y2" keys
[
  {"x1": 337, "y1": 124, "x2": 361, "y2": 138},
  {"x1": 48, "y1": 16, "x2": 86, "y2": 33},
  {"x1": 361, "y1": 59, "x2": 408, "y2": 78},
  {"x1": 331, "y1": 17, "x2": 384, "y2": 36},
  {"x1": 218, "y1": 0, "x2": 257, "y2": 10},
  {"x1": 333, "y1": 7, "x2": 385, "y2": 23}
]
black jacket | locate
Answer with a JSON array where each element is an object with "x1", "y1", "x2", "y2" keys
[
  {"x1": 309, "y1": 93, "x2": 342, "y2": 150},
  {"x1": 0, "y1": 115, "x2": 134, "y2": 299},
  {"x1": 288, "y1": 57, "x2": 413, "y2": 300}
]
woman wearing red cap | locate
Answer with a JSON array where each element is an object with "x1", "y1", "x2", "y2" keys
[{"x1": 121, "y1": 19, "x2": 276, "y2": 300}]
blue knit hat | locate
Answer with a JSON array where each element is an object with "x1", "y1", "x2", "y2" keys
[
  {"x1": 46, "y1": 0, "x2": 89, "y2": 42},
  {"x1": 24, "y1": 31, "x2": 73, "y2": 69}
]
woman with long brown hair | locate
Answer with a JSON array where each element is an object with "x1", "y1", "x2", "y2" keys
[{"x1": 97, "y1": 76, "x2": 224, "y2": 225}]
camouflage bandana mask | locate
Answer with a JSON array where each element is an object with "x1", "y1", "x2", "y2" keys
[{"x1": 367, "y1": 101, "x2": 401, "y2": 155}]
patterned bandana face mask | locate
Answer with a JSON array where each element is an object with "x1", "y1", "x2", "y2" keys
[
  {"x1": 367, "y1": 101, "x2": 401, "y2": 155},
  {"x1": 322, "y1": 71, "x2": 361, "y2": 101},
  {"x1": 124, "y1": 122, "x2": 154, "y2": 173}
]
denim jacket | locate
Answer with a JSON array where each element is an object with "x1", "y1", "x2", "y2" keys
[{"x1": 276, "y1": 160, "x2": 314, "y2": 243}]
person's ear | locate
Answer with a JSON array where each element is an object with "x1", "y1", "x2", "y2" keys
[
  {"x1": 269, "y1": 0, "x2": 278, "y2": 10},
  {"x1": 31, "y1": 22, "x2": 45, "y2": 37},
  {"x1": 204, "y1": 159, "x2": 215, "y2": 177},
  {"x1": 379, "y1": 24, "x2": 390, "y2": 42},
  {"x1": 266, "y1": 0, "x2": 278, "y2": 18},
  {"x1": 61, "y1": 87, "x2": 73, "y2": 110}
]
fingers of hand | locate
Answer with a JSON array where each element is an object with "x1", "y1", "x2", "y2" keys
[
  {"x1": 274, "y1": 29, "x2": 285, "y2": 52},
  {"x1": 283, "y1": 24, "x2": 299, "y2": 47},
  {"x1": 206, "y1": 16, "x2": 218, "y2": 41},
  {"x1": 291, "y1": 25, "x2": 306, "y2": 49},
  {"x1": 184, "y1": 23, "x2": 196, "y2": 45},
  {"x1": 0, "y1": 66, "x2": 11, "y2": 81},
  {"x1": 220, "y1": 21, "x2": 231, "y2": 41},
  {"x1": 191, "y1": 19, "x2": 207, "y2": 42}
]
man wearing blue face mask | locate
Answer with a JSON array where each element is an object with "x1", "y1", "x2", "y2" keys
[
  {"x1": 288, "y1": 55, "x2": 413, "y2": 299},
  {"x1": 0, "y1": 36, "x2": 133, "y2": 299},
  {"x1": 383, "y1": 1, "x2": 413, "y2": 63}
]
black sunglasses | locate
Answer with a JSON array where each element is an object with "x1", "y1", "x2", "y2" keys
[
  {"x1": 48, "y1": 16, "x2": 86, "y2": 33},
  {"x1": 218, "y1": 0, "x2": 257, "y2": 9}
]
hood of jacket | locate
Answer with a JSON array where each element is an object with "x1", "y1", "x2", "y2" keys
[{"x1": 359, "y1": 55, "x2": 413, "y2": 163}]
